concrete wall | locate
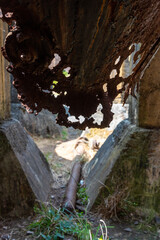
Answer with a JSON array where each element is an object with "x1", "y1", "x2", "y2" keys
[
  {"x1": 0, "y1": 22, "x2": 10, "y2": 120},
  {"x1": 138, "y1": 47, "x2": 160, "y2": 128}
]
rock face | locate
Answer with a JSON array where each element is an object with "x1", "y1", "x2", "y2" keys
[
  {"x1": 11, "y1": 103, "x2": 61, "y2": 138},
  {"x1": 84, "y1": 120, "x2": 160, "y2": 214},
  {"x1": 11, "y1": 76, "x2": 61, "y2": 137},
  {"x1": 0, "y1": 119, "x2": 53, "y2": 217}
]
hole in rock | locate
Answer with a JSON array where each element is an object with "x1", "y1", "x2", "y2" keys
[
  {"x1": 68, "y1": 116, "x2": 79, "y2": 123},
  {"x1": 78, "y1": 115, "x2": 85, "y2": 124},
  {"x1": 119, "y1": 43, "x2": 141, "y2": 78},
  {"x1": 62, "y1": 67, "x2": 71, "y2": 78},
  {"x1": 90, "y1": 104, "x2": 104, "y2": 125},
  {"x1": 50, "y1": 80, "x2": 58, "y2": 89},
  {"x1": 5, "y1": 12, "x2": 13, "y2": 18},
  {"x1": 110, "y1": 69, "x2": 118, "y2": 79},
  {"x1": 52, "y1": 91, "x2": 60, "y2": 98},
  {"x1": 117, "y1": 83, "x2": 123, "y2": 91},
  {"x1": 63, "y1": 105, "x2": 85, "y2": 124},
  {"x1": 48, "y1": 53, "x2": 61, "y2": 70},
  {"x1": 63, "y1": 104, "x2": 70, "y2": 116},
  {"x1": 103, "y1": 83, "x2": 107, "y2": 92},
  {"x1": 115, "y1": 56, "x2": 121, "y2": 65},
  {"x1": 42, "y1": 90, "x2": 50, "y2": 93}
]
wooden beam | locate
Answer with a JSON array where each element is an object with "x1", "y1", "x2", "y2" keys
[{"x1": 0, "y1": 21, "x2": 10, "y2": 120}]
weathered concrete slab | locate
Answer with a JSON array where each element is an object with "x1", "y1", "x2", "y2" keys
[
  {"x1": 139, "y1": 47, "x2": 160, "y2": 128},
  {"x1": 84, "y1": 120, "x2": 160, "y2": 214},
  {"x1": 91, "y1": 127, "x2": 160, "y2": 215},
  {"x1": 0, "y1": 119, "x2": 53, "y2": 217},
  {"x1": 83, "y1": 120, "x2": 132, "y2": 208},
  {"x1": 0, "y1": 21, "x2": 10, "y2": 120}
]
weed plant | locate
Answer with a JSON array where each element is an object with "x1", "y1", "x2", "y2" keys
[
  {"x1": 77, "y1": 184, "x2": 89, "y2": 206},
  {"x1": 28, "y1": 204, "x2": 103, "y2": 240}
]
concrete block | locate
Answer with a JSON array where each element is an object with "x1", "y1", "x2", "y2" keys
[{"x1": 0, "y1": 119, "x2": 53, "y2": 217}]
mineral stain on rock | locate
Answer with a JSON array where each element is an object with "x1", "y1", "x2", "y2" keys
[{"x1": 0, "y1": 0, "x2": 160, "y2": 129}]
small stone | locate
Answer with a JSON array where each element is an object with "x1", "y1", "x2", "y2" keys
[
  {"x1": 51, "y1": 195, "x2": 55, "y2": 199},
  {"x1": 144, "y1": 231, "x2": 147, "y2": 234},
  {"x1": 124, "y1": 227, "x2": 132, "y2": 232},
  {"x1": 80, "y1": 180, "x2": 84, "y2": 186},
  {"x1": 134, "y1": 221, "x2": 139, "y2": 225},
  {"x1": 155, "y1": 216, "x2": 160, "y2": 225},
  {"x1": 26, "y1": 230, "x2": 34, "y2": 235}
]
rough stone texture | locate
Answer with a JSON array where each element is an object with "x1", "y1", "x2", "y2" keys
[
  {"x1": 11, "y1": 103, "x2": 81, "y2": 138},
  {"x1": 0, "y1": 0, "x2": 160, "y2": 129},
  {"x1": 84, "y1": 120, "x2": 132, "y2": 208},
  {"x1": 128, "y1": 95, "x2": 138, "y2": 124},
  {"x1": 139, "y1": 47, "x2": 160, "y2": 128},
  {"x1": 0, "y1": 21, "x2": 10, "y2": 120},
  {"x1": 0, "y1": 119, "x2": 53, "y2": 217},
  {"x1": 146, "y1": 131, "x2": 160, "y2": 210},
  {"x1": 11, "y1": 103, "x2": 61, "y2": 138},
  {"x1": 85, "y1": 121, "x2": 160, "y2": 214}
]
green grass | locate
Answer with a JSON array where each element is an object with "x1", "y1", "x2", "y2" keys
[
  {"x1": 44, "y1": 152, "x2": 53, "y2": 163},
  {"x1": 77, "y1": 185, "x2": 89, "y2": 206},
  {"x1": 61, "y1": 128, "x2": 68, "y2": 141},
  {"x1": 28, "y1": 204, "x2": 103, "y2": 240},
  {"x1": 136, "y1": 209, "x2": 157, "y2": 233}
]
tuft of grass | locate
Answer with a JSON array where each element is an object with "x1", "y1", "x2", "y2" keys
[
  {"x1": 28, "y1": 204, "x2": 103, "y2": 240},
  {"x1": 44, "y1": 152, "x2": 53, "y2": 163},
  {"x1": 136, "y1": 209, "x2": 157, "y2": 233},
  {"x1": 77, "y1": 185, "x2": 89, "y2": 206}
]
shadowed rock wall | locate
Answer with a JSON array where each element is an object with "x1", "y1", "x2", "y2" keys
[{"x1": 0, "y1": 119, "x2": 53, "y2": 217}]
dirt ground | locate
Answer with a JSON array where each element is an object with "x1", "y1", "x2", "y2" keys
[{"x1": 0, "y1": 128, "x2": 160, "y2": 240}]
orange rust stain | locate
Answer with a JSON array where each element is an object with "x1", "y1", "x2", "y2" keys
[
  {"x1": 117, "y1": 3, "x2": 124, "y2": 17},
  {"x1": 119, "y1": 4, "x2": 123, "y2": 12},
  {"x1": 89, "y1": 0, "x2": 106, "y2": 50},
  {"x1": 104, "y1": 2, "x2": 112, "y2": 28}
]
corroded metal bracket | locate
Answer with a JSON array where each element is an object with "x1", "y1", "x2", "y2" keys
[{"x1": 0, "y1": 0, "x2": 160, "y2": 129}]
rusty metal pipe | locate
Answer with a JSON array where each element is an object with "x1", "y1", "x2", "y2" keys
[{"x1": 63, "y1": 161, "x2": 82, "y2": 211}]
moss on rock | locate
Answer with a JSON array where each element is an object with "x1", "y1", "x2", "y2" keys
[{"x1": 94, "y1": 128, "x2": 160, "y2": 216}]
